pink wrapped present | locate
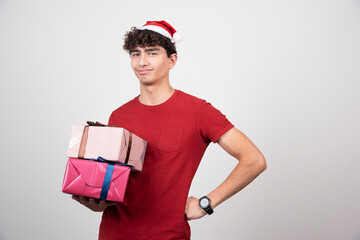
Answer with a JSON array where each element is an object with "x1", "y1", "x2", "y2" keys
[
  {"x1": 62, "y1": 158, "x2": 130, "y2": 202},
  {"x1": 67, "y1": 125, "x2": 147, "y2": 171}
]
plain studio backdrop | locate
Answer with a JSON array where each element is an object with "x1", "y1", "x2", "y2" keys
[{"x1": 0, "y1": 0, "x2": 359, "y2": 239}]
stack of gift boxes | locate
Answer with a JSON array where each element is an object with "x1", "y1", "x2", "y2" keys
[{"x1": 62, "y1": 122, "x2": 147, "y2": 202}]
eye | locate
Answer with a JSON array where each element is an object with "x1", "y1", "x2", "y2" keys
[
  {"x1": 131, "y1": 53, "x2": 140, "y2": 57},
  {"x1": 148, "y1": 52, "x2": 157, "y2": 56}
]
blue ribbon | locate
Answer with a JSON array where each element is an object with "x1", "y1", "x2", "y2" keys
[
  {"x1": 100, "y1": 163, "x2": 114, "y2": 200},
  {"x1": 90, "y1": 156, "x2": 133, "y2": 200}
]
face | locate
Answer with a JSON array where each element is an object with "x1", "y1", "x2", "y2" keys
[{"x1": 130, "y1": 46, "x2": 177, "y2": 86}]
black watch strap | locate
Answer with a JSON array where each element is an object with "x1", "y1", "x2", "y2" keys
[{"x1": 199, "y1": 196, "x2": 214, "y2": 215}]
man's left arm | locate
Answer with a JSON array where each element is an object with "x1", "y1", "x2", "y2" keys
[{"x1": 185, "y1": 127, "x2": 267, "y2": 220}]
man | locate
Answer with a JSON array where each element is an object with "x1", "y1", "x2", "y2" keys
[{"x1": 73, "y1": 20, "x2": 266, "y2": 240}]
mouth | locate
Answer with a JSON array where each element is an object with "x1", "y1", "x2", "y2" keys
[{"x1": 137, "y1": 69, "x2": 153, "y2": 75}]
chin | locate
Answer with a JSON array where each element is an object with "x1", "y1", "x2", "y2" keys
[{"x1": 139, "y1": 79, "x2": 155, "y2": 86}]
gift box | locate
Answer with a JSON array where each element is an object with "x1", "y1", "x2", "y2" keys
[
  {"x1": 67, "y1": 125, "x2": 147, "y2": 171},
  {"x1": 62, "y1": 158, "x2": 131, "y2": 202}
]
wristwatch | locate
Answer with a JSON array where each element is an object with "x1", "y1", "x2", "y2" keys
[{"x1": 199, "y1": 196, "x2": 214, "y2": 215}]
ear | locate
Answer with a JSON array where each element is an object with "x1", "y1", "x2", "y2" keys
[{"x1": 168, "y1": 53, "x2": 178, "y2": 69}]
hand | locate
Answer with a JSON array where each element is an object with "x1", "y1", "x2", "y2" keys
[
  {"x1": 72, "y1": 195, "x2": 117, "y2": 212},
  {"x1": 184, "y1": 196, "x2": 207, "y2": 221}
]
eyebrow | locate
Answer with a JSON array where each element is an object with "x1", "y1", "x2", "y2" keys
[
  {"x1": 144, "y1": 48, "x2": 160, "y2": 52},
  {"x1": 129, "y1": 49, "x2": 140, "y2": 54},
  {"x1": 129, "y1": 48, "x2": 161, "y2": 54}
]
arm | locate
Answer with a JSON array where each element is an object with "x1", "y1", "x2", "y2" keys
[{"x1": 185, "y1": 127, "x2": 267, "y2": 220}]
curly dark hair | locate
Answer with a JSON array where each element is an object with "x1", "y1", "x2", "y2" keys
[{"x1": 123, "y1": 27, "x2": 177, "y2": 57}]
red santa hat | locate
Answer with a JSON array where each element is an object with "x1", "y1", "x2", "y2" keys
[{"x1": 138, "y1": 20, "x2": 182, "y2": 43}]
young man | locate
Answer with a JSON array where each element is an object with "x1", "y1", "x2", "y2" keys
[{"x1": 73, "y1": 21, "x2": 266, "y2": 240}]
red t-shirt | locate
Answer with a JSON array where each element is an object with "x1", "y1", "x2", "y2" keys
[{"x1": 99, "y1": 90, "x2": 234, "y2": 240}]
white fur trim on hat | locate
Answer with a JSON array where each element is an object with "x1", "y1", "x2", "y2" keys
[{"x1": 138, "y1": 25, "x2": 174, "y2": 42}]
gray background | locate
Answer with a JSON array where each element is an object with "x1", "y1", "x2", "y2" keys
[{"x1": 1, "y1": 0, "x2": 359, "y2": 239}]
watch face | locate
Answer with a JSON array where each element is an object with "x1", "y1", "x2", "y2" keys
[{"x1": 200, "y1": 198, "x2": 210, "y2": 208}]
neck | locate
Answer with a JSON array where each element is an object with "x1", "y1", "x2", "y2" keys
[{"x1": 139, "y1": 84, "x2": 175, "y2": 106}]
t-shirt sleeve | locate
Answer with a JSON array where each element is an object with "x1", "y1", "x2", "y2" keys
[
  {"x1": 108, "y1": 111, "x2": 115, "y2": 125},
  {"x1": 197, "y1": 100, "x2": 234, "y2": 143}
]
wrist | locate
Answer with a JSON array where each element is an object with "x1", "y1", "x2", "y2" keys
[
  {"x1": 207, "y1": 192, "x2": 220, "y2": 209},
  {"x1": 199, "y1": 196, "x2": 214, "y2": 215}
]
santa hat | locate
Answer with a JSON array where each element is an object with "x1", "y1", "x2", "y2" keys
[{"x1": 138, "y1": 20, "x2": 182, "y2": 43}]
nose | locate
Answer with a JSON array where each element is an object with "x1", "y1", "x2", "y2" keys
[{"x1": 139, "y1": 53, "x2": 148, "y2": 67}]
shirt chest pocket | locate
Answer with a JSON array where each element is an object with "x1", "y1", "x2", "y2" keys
[{"x1": 157, "y1": 128, "x2": 183, "y2": 153}]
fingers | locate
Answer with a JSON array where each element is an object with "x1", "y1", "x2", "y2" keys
[
  {"x1": 184, "y1": 196, "x2": 206, "y2": 221},
  {"x1": 89, "y1": 198, "x2": 96, "y2": 206},
  {"x1": 72, "y1": 195, "x2": 117, "y2": 212},
  {"x1": 72, "y1": 195, "x2": 80, "y2": 202},
  {"x1": 103, "y1": 201, "x2": 118, "y2": 207},
  {"x1": 78, "y1": 196, "x2": 90, "y2": 206},
  {"x1": 97, "y1": 200, "x2": 107, "y2": 208},
  {"x1": 99, "y1": 200, "x2": 118, "y2": 210},
  {"x1": 72, "y1": 195, "x2": 89, "y2": 206}
]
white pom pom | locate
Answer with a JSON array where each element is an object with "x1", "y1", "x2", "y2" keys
[{"x1": 172, "y1": 32, "x2": 182, "y2": 43}]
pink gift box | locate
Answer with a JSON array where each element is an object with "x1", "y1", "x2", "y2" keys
[
  {"x1": 62, "y1": 158, "x2": 130, "y2": 202},
  {"x1": 67, "y1": 125, "x2": 147, "y2": 171}
]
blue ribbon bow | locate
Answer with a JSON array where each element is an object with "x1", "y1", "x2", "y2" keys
[{"x1": 90, "y1": 156, "x2": 133, "y2": 200}]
